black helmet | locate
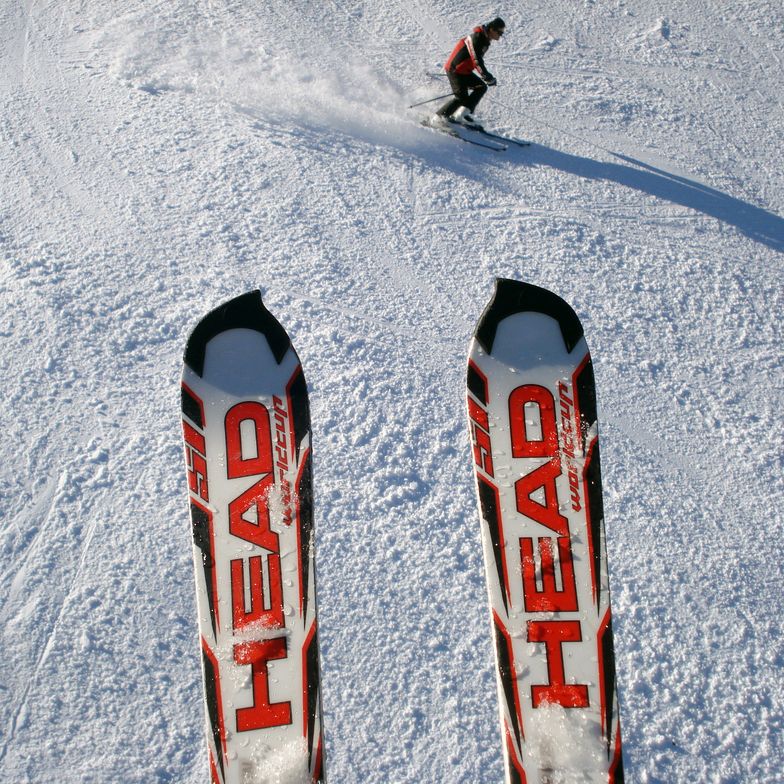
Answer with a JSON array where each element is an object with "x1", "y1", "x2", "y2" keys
[{"x1": 488, "y1": 17, "x2": 506, "y2": 32}]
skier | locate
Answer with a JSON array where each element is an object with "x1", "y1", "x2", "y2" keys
[{"x1": 434, "y1": 17, "x2": 505, "y2": 129}]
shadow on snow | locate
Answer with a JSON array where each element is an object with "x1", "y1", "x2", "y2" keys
[{"x1": 514, "y1": 143, "x2": 784, "y2": 253}]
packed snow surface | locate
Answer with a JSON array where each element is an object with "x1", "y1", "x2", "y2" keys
[{"x1": 2, "y1": 1, "x2": 784, "y2": 782}]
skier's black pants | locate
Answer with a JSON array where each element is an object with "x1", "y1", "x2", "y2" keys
[{"x1": 437, "y1": 73, "x2": 487, "y2": 117}]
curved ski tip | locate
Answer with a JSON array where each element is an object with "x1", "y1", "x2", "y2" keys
[
  {"x1": 474, "y1": 278, "x2": 585, "y2": 355},
  {"x1": 183, "y1": 290, "x2": 291, "y2": 377}
]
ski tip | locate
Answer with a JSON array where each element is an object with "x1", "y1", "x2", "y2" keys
[
  {"x1": 474, "y1": 278, "x2": 585, "y2": 355},
  {"x1": 183, "y1": 290, "x2": 291, "y2": 377}
]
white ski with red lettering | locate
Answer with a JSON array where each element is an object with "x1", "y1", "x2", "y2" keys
[
  {"x1": 181, "y1": 291, "x2": 326, "y2": 784},
  {"x1": 467, "y1": 279, "x2": 624, "y2": 784}
]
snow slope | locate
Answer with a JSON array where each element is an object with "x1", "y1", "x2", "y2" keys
[{"x1": 2, "y1": 1, "x2": 784, "y2": 782}]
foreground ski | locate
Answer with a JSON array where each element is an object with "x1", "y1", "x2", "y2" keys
[
  {"x1": 467, "y1": 279, "x2": 623, "y2": 784},
  {"x1": 420, "y1": 117, "x2": 506, "y2": 150},
  {"x1": 181, "y1": 291, "x2": 326, "y2": 784}
]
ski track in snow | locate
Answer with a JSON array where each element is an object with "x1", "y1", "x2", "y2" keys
[{"x1": 1, "y1": 1, "x2": 784, "y2": 783}]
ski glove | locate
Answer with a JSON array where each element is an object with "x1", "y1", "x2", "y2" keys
[{"x1": 484, "y1": 73, "x2": 497, "y2": 86}]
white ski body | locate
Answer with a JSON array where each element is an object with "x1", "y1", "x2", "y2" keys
[
  {"x1": 467, "y1": 280, "x2": 624, "y2": 784},
  {"x1": 181, "y1": 291, "x2": 325, "y2": 784}
]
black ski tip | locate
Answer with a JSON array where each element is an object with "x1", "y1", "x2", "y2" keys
[
  {"x1": 184, "y1": 290, "x2": 291, "y2": 377},
  {"x1": 474, "y1": 278, "x2": 585, "y2": 355}
]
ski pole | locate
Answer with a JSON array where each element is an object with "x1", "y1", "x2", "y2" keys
[{"x1": 408, "y1": 92, "x2": 452, "y2": 109}]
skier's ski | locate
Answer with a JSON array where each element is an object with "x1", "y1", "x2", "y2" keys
[
  {"x1": 447, "y1": 118, "x2": 531, "y2": 148},
  {"x1": 474, "y1": 127, "x2": 531, "y2": 148},
  {"x1": 420, "y1": 117, "x2": 506, "y2": 151},
  {"x1": 466, "y1": 279, "x2": 624, "y2": 784},
  {"x1": 181, "y1": 291, "x2": 326, "y2": 784}
]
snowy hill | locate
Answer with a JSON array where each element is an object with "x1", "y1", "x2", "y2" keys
[{"x1": 2, "y1": 1, "x2": 783, "y2": 782}]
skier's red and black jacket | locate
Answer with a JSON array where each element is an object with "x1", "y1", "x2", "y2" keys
[{"x1": 444, "y1": 26, "x2": 493, "y2": 80}]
